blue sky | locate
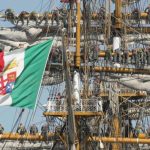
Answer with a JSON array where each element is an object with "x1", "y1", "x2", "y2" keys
[
  {"x1": 0, "y1": 0, "x2": 60, "y2": 12},
  {"x1": 0, "y1": 0, "x2": 60, "y2": 27},
  {"x1": 0, "y1": 0, "x2": 61, "y2": 132}
]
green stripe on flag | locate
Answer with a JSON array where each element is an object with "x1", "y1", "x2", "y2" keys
[{"x1": 11, "y1": 40, "x2": 53, "y2": 109}]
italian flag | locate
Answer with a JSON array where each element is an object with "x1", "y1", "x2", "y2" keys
[{"x1": 0, "y1": 40, "x2": 53, "y2": 109}]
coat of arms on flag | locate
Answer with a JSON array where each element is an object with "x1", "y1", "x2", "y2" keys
[{"x1": 0, "y1": 59, "x2": 17, "y2": 95}]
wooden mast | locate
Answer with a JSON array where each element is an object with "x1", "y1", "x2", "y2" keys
[
  {"x1": 115, "y1": 0, "x2": 122, "y2": 29},
  {"x1": 62, "y1": 29, "x2": 76, "y2": 150},
  {"x1": 75, "y1": 0, "x2": 81, "y2": 68},
  {"x1": 75, "y1": 0, "x2": 81, "y2": 149},
  {"x1": 112, "y1": 0, "x2": 122, "y2": 150}
]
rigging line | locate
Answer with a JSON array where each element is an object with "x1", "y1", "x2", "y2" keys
[
  {"x1": 23, "y1": 105, "x2": 49, "y2": 149},
  {"x1": 20, "y1": 110, "x2": 34, "y2": 150},
  {"x1": 39, "y1": 114, "x2": 54, "y2": 148},
  {"x1": 22, "y1": 87, "x2": 45, "y2": 135},
  {"x1": 136, "y1": 2, "x2": 146, "y2": 49},
  {"x1": 52, "y1": 85, "x2": 56, "y2": 99},
  {"x1": 31, "y1": 0, "x2": 48, "y2": 14},
  {"x1": 46, "y1": 27, "x2": 61, "y2": 75},
  {"x1": 29, "y1": 86, "x2": 44, "y2": 124},
  {"x1": 11, "y1": 109, "x2": 25, "y2": 132},
  {"x1": 142, "y1": 97, "x2": 148, "y2": 120},
  {"x1": 20, "y1": 109, "x2": 28, "y2": 126},
  {"x1": 45, "y1": 0, "x2": 55, "y2": 37},
  {"x1": 39, "y1": 0, "x2": 44, "y2": 13},
  {"x1": 13, "y1": 109, "x2": 27, "y2": 147},
  {"x1": 1, "y1": 109, "x2": 25, "y2": 150},
  {"x1": 24, "y1": 110, "x2": 32, "y2": 128},
  {"x1": 46, "y1": 86, "x2": 51, "y2": 94},
  {"x1": 33, "y1": 120, "x2": 47, "y2": 126},
  {"x1": 127, "y1": 100, "x2": 148, "y2": 110},
  {"x1": 37, "y1": 103, "x2": 45, "y2": 111},
  {"x1": 109, "y1": 7, "x2": 148, "y2": 37},
  {"x1": 51, "y1": 122, "x2": 66, "y2": 150},
  {"x1": 10, "y1": 108, "x2": 18, "y2": 132},
  {"x1": 50, "y1": 86, "x2": 54, "y2": 98},
  {"x1": 51, "y1": 85, "x2": 55, "y2": 98},
  {"x1": 81, "y1": 120, "x2": 96, "y2": 150},
  {"x1": 38, "y1": 101, "x2": 46, "y2": 110},
  {"x1": 26, "y1": 111, "x2": 41, "y2": 144},
  {"x1": 119, "y1": 96, "x2": 132, "y2": 106},
  {"x1": 41, "y1": 0, "x2": 54, "y2": 13},
  {"x1": 25, "y1": 110, "x2": 37, "y2": 135}
]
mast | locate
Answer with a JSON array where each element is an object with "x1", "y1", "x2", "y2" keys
[
  {"x1": 75, "y1": 0, "x2": 81, "y2": 149},
  {"x1": 112, "y1": 0, "x2": 122, "y2": 150},
  {"x1": 75, "y1": 0, "x2": 81, "y2": 68},
  {"x1": 62, "y1": 32, "x2": 77, "y2": 150},
  {"x1": 115, "y1": 0, "x2": 122, "y2": 29},
  {"x1": 105, "y1": 0, "x2": 111, "y2": 44}
]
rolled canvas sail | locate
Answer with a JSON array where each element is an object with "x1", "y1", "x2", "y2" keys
[{"x1": 0, "y1": 40, "x2": 53, "y2": 109}]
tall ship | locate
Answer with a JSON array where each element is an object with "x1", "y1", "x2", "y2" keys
[{"x1": 0, "y1": 0, "x2": 150, "y2": 149}]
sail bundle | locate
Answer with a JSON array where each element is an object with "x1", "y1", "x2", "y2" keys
[{"x1": 0, "y1": 40, "x2": 53, "y2": 109}]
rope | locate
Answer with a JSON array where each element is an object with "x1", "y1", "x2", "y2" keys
[{"x1": 2, "y1": 109, "x2": 25, "y2": 150}]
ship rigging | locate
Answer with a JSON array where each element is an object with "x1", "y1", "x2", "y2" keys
[{"x1": 0, "y1": 0, "x2": 150, "y2": 150}]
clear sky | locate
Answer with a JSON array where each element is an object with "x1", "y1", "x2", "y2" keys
[
  {"x1": 0, "y1": 0, "x2": 60, "y2": 27},
  {"x1": 0, "y1": 0, "x2": 61, "y2": 132},
  {"x1": 0, "y1": 0, "x2": 60, "y2": 12}
]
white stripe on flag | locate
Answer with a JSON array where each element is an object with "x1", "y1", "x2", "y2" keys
[{"x1": 4, "y1": 49, "x2": 25, "y2": 77}]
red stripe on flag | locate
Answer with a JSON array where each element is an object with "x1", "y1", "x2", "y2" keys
[
  {"x1": 60, "y1": 0, "x2": 70, "y2": 3},
  {"x1": 0, "y1": 51, "x2": 4, "y2": 72}
]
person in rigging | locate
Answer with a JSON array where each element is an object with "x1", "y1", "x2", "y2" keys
[
  {"x1": 39, "y1": 11, "x2": 52, "y2": 25},
  {"x1": 131, "y1": 49, "x2": 137, "y2": 65},
  {"x1": 93, "y1": 45, "x2": 99, "y2": 62},
  {"x1": 52, "y1": 47, "x2": 62, "y2": 63},
  {"x1": 5, "y1": 9, "x2": 16, "y2": 24},
  {"x1": 137, "y1": 48, "x2": 143, "y2": 67},
  {"x1": 145, "y1": 4, "x2": 150, "y2": 24},
  {"x1": 56, "y1": 92, "x2": 62, "y2": 111},
  {"x1": 0, "y1": 124, "x2": 4, "y2": 134},
  {"x1": 105, "y1": 49, "x2": 112, "y2": 66},
  {"x1": 146, "y1": 126, "x2": 150, "y2": 137},
  {"x1": 41, "y1": 123, "x2": 49, "y2": 139},
  {"x1": 132, "y1": 8, "x2": 140, "y2": 23},
  {"x1": 93, "y1": 76, "x2": 101, "y2": 96},
  {"x1": 52, "y1": 9, "x2": 60, "y2": 26},
  {"x1": 122, "y1": 49, "x2": 129, "y2": 65},
  {"x1": 113, "y1": 49, "x2": 122, "y2": 63},
  {"x1": 142, "y1": 49, "x2": 147, "y2": 65},
  {"x1": 16, "y1": 123, "x2": 27, "y2": 135},
  {"x1": 30, "y1": 124, "x2": 38, "y2": 135},
  {"x1": 60, "y1": 8, "x2": 68, "y2": 28},
  {"x1": 146, "y1": 47, "x2": 150, "y2": 65},
  {"x1": 16, "y1": 11, "x2": 30, "y2": 26},
  {"x1": 29, "y1": 11, "x2": 39, "y2": 26},
  {"x1": 124, "y1": 119, "x2": 133, "y2": 137},
  {"x1": 41, "y1": 123, "x2": 50, "y2": 144},
  {"x1": 134, "y1": 122, "x2": 144, "y2": 138},
  {"x1": 98, "y1": 6, "x2": 105, "y2": 28}
]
